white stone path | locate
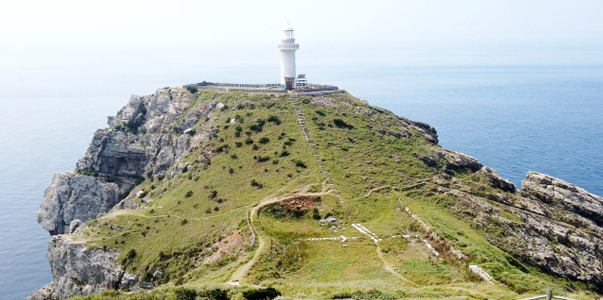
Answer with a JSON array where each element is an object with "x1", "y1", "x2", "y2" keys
[
  {"x1": 351, "y1": 223, "x2": 382, "y2": 243},
  {"x1": 302, "y1": 236, "x2": 358, "y2": 242}
]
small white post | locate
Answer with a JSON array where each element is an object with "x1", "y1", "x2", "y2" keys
[{"x1": 546, "y1": 288, "x2": 552, "y2": 300}]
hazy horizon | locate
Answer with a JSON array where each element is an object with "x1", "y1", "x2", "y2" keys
[{"x1": 1, "y1": 1, "x2": 602, "y2": 99}]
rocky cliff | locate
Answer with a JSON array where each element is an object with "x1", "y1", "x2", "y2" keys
[
  {"x1": 31, "y1": 88, "x2": 603, "y2": 299},
  {"x1": 33, "y1": 88, "x2": 221, "y2": 299},
  {"x1": 38, "y1": 88, "x2": 216, "y2": 235}
]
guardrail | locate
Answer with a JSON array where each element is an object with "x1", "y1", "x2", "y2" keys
[
  {"x1": 183, "y1": 82, "x2": 342, "y2": 95},
  {"x1": 517, "y1": 289, "x2": 578, "y2": 300}
]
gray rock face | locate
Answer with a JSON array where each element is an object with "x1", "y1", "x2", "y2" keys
[
  {"x1": 39, "y1": 88, "x2": 217, "y2": 235},
  {"x1": 522, "y1": 171, "x2": 603, "y2": 224},
  {"x1": 418, "y1": 149, "x2": 483, "y2": 173},
  {"x1": 37, "y1": 235, "x2": 149, "y2": 299},
  {"x1": 445, "y1": 171, "x2": 603, "y2": 291},
  {"x1": 26, "y1": 283, "x2": 54, "y2": 300},
  {"x1": 478, "y1": 166, "x2": 516, "y2": 193},
  {"x1": 34, "y1": 87, "x2": 219, "y2": 298},
  {"x1": 37, "y1": 173, "x2": 120, "y2": 235}
]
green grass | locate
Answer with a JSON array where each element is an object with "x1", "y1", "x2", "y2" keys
[{"x1": 71, "y1": 91, "x2": 599, "y2": 300}]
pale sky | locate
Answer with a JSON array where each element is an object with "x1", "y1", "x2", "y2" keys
[{"x1": 1, "y1": 0, "x2": 602, "y2": 97}]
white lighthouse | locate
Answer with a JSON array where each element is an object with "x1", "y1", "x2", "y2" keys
[{"x1": 277, "y1": 22, "x2": 299, "y2": 90}]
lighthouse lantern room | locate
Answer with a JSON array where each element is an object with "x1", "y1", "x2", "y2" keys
[{"x1": 277, "y1": 22, "x2": 300, "y2": 90}]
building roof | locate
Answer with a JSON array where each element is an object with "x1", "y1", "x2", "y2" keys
[{"x1": 282, "y1": 22, "x2": 293, "y2": 31}]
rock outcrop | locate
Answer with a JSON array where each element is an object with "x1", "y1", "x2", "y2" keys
[
  {"x1": 443, "y1": 170, "x2": 603, "y2": 291},
  {"x1": 418, "y1": 148, "x2": 483, "y2": 173},
  {"x1": 478, "y1": 166, "x2": 516, "y2": 193},
  {"x1": 37, "y1": 173, "x2": 121, "y2": 235},
  {"x1": 30, "y1": 235, "x2": 149, "y2": 299},
  {"x1": 522, "y1": 172, "x2": 603, "y2": 225},
  {"x1": 38, "y1": 88, "x2": 217, "y2": 235},
  {"x1": 33, "y1": 88, "x2": 219, "y2": 298}
]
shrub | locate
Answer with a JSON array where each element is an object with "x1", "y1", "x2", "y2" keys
[
  {"x1": 235, "y1": 142, "x2": 243, "y2": 147},
  {"x1": 315, "y1": 110, "x2": 326, "y2": 116},
  {"x1": 293, "y1": 160, "x2": 307, "y2": 168},
  {"x1": 209, "y1": 190, "x2": 218, "y2": 199},
  {"x1": 186, "y1": 86, "x2": 198, "y2": 94},
  {"x1": 280, "y1": 150, "x2": 290, "y2": 157},
  {"x1": 333, "y1": 118, "x2": 353, "y2": 129},
  {"x1": 267, "y1": 115, "x2": 281, "y2": 125},
  {"x1": 185, "y1": 191, "x2": 193, "y2": 198},
  {"x1": 235, "y1": 126, "x2": 243, "y2": 132},
  {"x1": 235, "y1": 131, "x2": 241, "y2": 138},
  {"x1": 252, "y1": 144, "x2": 259, "y2": 150},
  {"x1": 245, "y1": 138, "x2": 254, "y2": 145},
  {"x1": 250, "y1": 179, "x2": 264, "y2": 189},
  {"x1": 175, "y1": 287, "x2": 197, "y2": 300},
  {"x1": 229, "y1": 168, "x2": 234, "y2": 174},
  {"x1": 208, "y1": 288, "x2": 229, "y2": 300},
  {"x1": 243, "y1": 288, "x2": 281, "y2": 300},
  {"x1": 257, "y1": 156, "x2": 270, "y2": 162},
  {"x1": 312, "y1": 208, "x2": 321, "y2": 220},
  {"x1": 259, "y1": 137, "x2": 270, "y2": 144},
  {"x1": 215, "y1": 144, "x2": 230, "y2": 153},
  {"x1": 231, "y1": 154, "x2": 238, "y2": 159}
]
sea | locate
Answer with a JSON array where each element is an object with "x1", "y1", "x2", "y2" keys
[{"x1": 0, "y1": 64, "x2": 602, "y2": 299}]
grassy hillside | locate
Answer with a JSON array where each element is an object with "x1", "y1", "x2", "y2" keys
[{"x1": 73, "y1": 90, "x2": 596, "y2": 300}]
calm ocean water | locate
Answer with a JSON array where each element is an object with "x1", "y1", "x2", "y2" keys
[{"x1": 0, "y1": 65, "x2": 601, "y2": 299}]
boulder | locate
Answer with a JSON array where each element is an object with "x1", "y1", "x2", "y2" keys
[
  {"x1": 522, "y1": 171, "x2": 603, "y2": 224},
  {"x1": 37, "y1": 173, "x2": 120, "y2": 235},
  {"x1": 478, "y1": 166, "x2": 516, "y2": 193}
]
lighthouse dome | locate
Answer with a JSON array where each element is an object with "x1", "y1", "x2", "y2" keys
[{"x1": 282, "y1": 22, "x2": 293, "y2": 31}]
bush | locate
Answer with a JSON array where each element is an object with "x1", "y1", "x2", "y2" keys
[
  {"x1": 185, "y1": 191, "x2": 193, "y2": 198},
  {"x1": 209, "y1": 190, "x2": 218, "y2": 199},
  {"x1": 280, "y1": 150, "x2": 290, "y2": 157},
  {"x1": 252, "y1": 144, "x2": 259, "y2": 150},
  {"x1": 259, "y1": 137, "x2": 270, "y2": 144},
  {"x1": 293, "y1": 160, "x2": 307, "y2": 168},
  {"x1": 250, "y1": 179, "x2": 264, "y2": 189},
  {"x1": 229, "y1": 168, "x2": 234, "y2": 174},
  {"x1": 333, "y1": 118, "x2": 353, "y2": 129},
  {"x1": 215, "y1": 144, "x2": 230, "y2": 153},
  {"x1": 245, "y1": 138, "x2": 254, "y2": 145},
  {"x1": 267, "y1": 115, "x2": 281, "y2": 125},
  {"x1": 186, "y1": 86, "x2": 198, "y2": 94},
  {"x1": 208, "y1": 288, "x2": 229, "y2": 300},
  {"x1": 243, "y1": 288, "x2": 281, "y2": 300},
  {"x1": 235, "y1": 142, "x2": 243, "y2": 148},
  {"x1": 257, "y1": 156, "x2": 270, "y2": 162},
  {"x1": 312, "y1": 208, "x2": 321, "y2": 220},
  {"x1": 175, "y1": 287, "x2": 197, "y2": 300},
  {"x1": 315, "y1": 110, "x2": 326, "y2": 117}
]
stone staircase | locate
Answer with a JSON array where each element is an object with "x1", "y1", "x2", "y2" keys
[{"x1": 288, "y1": 92, "x2": 346, "y2": 210}]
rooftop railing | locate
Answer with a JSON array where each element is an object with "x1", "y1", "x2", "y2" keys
[
  {"x1": 183, "y1": 82, "x2": 342, "y2": 95},
  {"x1": 277, "y1": 44, "x2": 300, "y2": 49}
]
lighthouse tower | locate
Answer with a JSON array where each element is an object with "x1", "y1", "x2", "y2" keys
[{"x1": 277, "y1": 22, "x2": 299, "y2": 90}]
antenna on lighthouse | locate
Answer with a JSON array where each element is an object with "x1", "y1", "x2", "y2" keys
[{"x1": 277, "y1": 22, "x2": 299, "y2": 90}]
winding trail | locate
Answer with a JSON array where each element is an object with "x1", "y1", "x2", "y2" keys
[{"x1": 227, "y1": 191, "x2": 332, "y2": 284}]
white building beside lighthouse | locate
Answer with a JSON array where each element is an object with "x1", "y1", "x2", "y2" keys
[{"x1": 277, "y1": 22, "x2": 299, "y2": 90}]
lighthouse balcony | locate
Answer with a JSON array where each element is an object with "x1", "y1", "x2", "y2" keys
[{"x1": 277, "y1": 43, "x2": 300, "y2": 50}]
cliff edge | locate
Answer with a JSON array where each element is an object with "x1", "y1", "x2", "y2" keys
[{"x1": 31, "y1": 88, "x2": 603, "y2": 300}]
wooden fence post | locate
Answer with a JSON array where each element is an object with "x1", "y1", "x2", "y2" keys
[{"x1": 545, "y1": 288, "x2": 552, "y2": 300}]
